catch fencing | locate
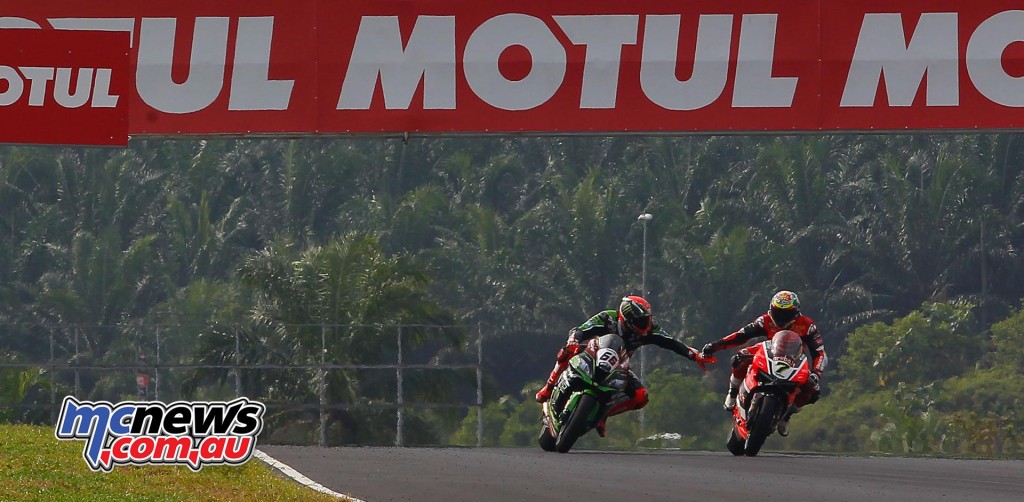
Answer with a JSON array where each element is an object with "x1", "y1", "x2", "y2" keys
[{"x1": 0, "y1": 323, "x2": 483, "y2": 447}]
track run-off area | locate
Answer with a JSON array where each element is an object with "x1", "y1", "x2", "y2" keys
[{"x1": 259, "y1": 445, "x2": 1024, "y2": 501}]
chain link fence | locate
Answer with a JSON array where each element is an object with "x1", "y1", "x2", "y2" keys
[{"x1": 0, "y1": 323, "x2": 483, "y2": 447}]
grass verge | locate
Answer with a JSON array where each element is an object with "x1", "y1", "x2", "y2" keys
[{"x1": 0, "y1": 424, "x2": 343, "y2": 501}]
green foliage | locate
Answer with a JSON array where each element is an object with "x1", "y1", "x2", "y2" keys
[
  {"x1": 0, "y1": 424, "x2": 338, "y2": 501},
  {"x1": 838, "y1": 302, "x2": 980, "y2": 390},
  {"x1": 183, "y1": 232, "x2": 462, "y2": 444},
  {"x1": 990, "y1": 302, "x2": 1024, "y2": 369},
  {"x1": 939, "y1": 369, "x2": 1023, "y2": 456},
  {"x1": 4, "y1": 134, "x2": 1024, "y2": 452},
  {"x1": 787, "y1": 303, "x2": 1023, "y2": 457},
  {"x1": 641, "y1": 369, "x2": 729, "y2": 449},
  {"x1": 451, "y1": 392, "x2": 531, "y2": 447},
  {"x1": 0, "y1": 358, "x2": 48, "y2": 424}
]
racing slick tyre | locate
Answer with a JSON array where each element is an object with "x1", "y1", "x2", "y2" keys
[
  {"x1": 538, "y1": 424, "x2": 557, "y2": 452},
  {"x1": 555, "y1": 393, "x2": 597, "y2": 453},
  {"x1": 744, "y1": 394, "x2": 781, "y2": 457},
  {"x1": 727, "y1": 429, "x2": 745, "y2": 456}
]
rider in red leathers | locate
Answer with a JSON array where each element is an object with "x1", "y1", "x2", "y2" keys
[
  {"x1": 535, "y1": 295, "x2": 715, "y2": 437},
  {"x1": 700, "y1": 290, "x2": 827, "y2": 437}
]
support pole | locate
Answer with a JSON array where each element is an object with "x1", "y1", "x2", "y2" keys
[
  {"x1": 396, "y1": 326, "x2": 405, "y2": 447},
  {"x1": 476, "y1": 324, "x2": 483, "y2": 448}
]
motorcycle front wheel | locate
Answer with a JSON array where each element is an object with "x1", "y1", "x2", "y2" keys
[
  {"x1": 744, "y1": 393, "x2": 781, "y2": 456},
  {"x1": 555, "y1": 393, "x2": 598, "y2": 453}
]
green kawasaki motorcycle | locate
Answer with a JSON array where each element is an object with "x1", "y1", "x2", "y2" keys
[{"x1": 538, "y1": 333, "x2": 629, "y2": 453}]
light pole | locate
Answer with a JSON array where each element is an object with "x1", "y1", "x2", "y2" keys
[
  {"x1": 637, "y1": 212, "x2": 652, "y2": 438},
  {"x1": 638, "y1": 213, "x2": 652, "y2": 296}
]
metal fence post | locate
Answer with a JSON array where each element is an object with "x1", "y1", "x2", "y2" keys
[
  {"x1": 73, "y1": 326, "x2": 80, "y2": 397},
  {"x1": 319, "y1": 324, "x2": 327, "y2": 448},
  {"x1": 476, "y1": 323, "x2": 483, "y2": 448},
  {"x1": 155, "y1": 326, "x2": 160, "y2": 401},
  {"x1": 234, "y1": 326, "x2": 241, "y2": 397},
  {"x1": 396, "y1": 326, "x2": 404, "y2": 447},
  {"x1": 50, "y1": 327, "x2": 56, "y2": 423}
]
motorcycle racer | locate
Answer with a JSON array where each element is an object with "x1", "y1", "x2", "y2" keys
[
  {"x1": 699, "y1": 290, "x2": 827, "y2": 436},
  {"x1": 534, "y1": 295, "x2": 716, "y2": 437}
]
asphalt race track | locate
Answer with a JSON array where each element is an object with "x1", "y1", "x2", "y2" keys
[{"x1": 259, "y1": 445, "x2": 1024, "y2": 502}]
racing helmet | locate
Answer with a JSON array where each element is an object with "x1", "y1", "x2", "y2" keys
[
  {"x1": 768, "y1": 290, "x2": 801, "y2": 329},
  {"x1": 770, "y1": 330, "x2": 804, "y2": 360},
  {"x1": 618, "y1": 295, "x2": 653, "y2": 335}
]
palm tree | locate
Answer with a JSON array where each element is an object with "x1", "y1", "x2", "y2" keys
[{"x1": 185, "y1": 231, "x2": 460, "y2": 444}]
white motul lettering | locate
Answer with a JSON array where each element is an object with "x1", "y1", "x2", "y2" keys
[
  {"x1": 0, "y1": 66, "x2": 24, "y2": 105},
  {"x1": 464, "y1": 14, "x2": 566, "y2": 111},
  {"x1": 136, "y1": 17, "x2": 229, "y2": 114},
  {"x1": 553, "y1": 15, "x2": 638, "y2": 109},
  {"x1": 53, "y1": 67, "x2": 93, "y2": 108},
  {"x1": 967, "y1": 10, "x2": 1024, "y2": 107},
  {"x1": 48, "y1": 18, "x2": 137, "y2": 46},
  {"x1": 229, "y1": 17, "x2": 294, "y2": 111},
  {"x1": 733, "y1": 14, "x2": 797, "y2": 107},
  {"x1": 640, "y1": 15, "x2": 732, "y2": 111},
  {"x1": 0, "y1": 17, "x2": 41, "y2": 29},
  {"x1": 337, "y1": 16, "x2": 456, "y2": 110},
  {"x1": 91, "y1": 69, "x2": 119, "y2": 108},
  {"x1": 0, "y1": 66, "x2": 117, "y2": 108},
  {"x1": 19, "y1": 67, "x2": 55, "y2": 106},
  {"x1": 841, "y1": 13, "x2": 959, "y2": 107}
]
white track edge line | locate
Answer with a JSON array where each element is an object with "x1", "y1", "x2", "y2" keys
[{"x1": 253, "y1": 449, "x2": 365, "y2": 502}]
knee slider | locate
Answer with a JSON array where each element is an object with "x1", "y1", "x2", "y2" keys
[{"x1": 634, "y1": 388, "x2": 649, "y2": 409}]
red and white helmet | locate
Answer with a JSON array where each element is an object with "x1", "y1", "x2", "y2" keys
[{"x1": 618, "y1": 295, "x2": 653, "y2": 335}]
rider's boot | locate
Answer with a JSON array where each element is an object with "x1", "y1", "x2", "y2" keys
[
  {"x1": 535, "y1": 345, "x2": 582, "y2": 403},
  {"x1": 777, "y1": 405, "x2": 800, "y2": 437},
  {"x1": 723, "y1": 376, "x2": 741, "y2": 410},
  {"x1": 535, "y1": 384, "x2": 553, "y2": 403},
  {"x1": 596, "y1": 419, "x2": 607, "y2": 438},
  {"x1": 535, "y1": 369, "x2": 561, "y2": 403}
]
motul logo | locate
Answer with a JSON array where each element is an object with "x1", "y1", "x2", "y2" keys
[
  {"x1": 10, "y1": 9, "x2": 1024, "y2": 114},
  {"x1": 341, "y1": 11, "x2": 1024, "y2": 112},
  {"x1": 0, "y1": 16, "x2": 294, "y2": 115},
  {"x1": 4, "y1": 0, "x2": 1024, "y2": 137},
  {"x1": 0, "y1": 27, "x2": 127, "y2": 146},
  {"x1": 0, "y1": 66, "x2": 119, "y2": 108},
  {"x1": 339, "y1": 14, "x2": 798, "y2": 112},
  {"x1": 842, "y1": 11, "x2": 1024, "y2": 108}
]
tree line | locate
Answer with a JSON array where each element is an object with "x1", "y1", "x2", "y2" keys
[{"x1": 1, "y1": 135, "x2": 1022, "y2": 454}]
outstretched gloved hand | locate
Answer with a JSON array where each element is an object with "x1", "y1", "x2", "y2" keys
[
  {"x1": 700, "y1": 343, "x2": 716, "y2": 358},
  {"x1": 689, "y1": 347, "x2": 717, "y2": 371}
]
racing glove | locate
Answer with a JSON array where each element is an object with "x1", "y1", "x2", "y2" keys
[
  {"x1": 700, "y1": 342, "x2": 717, "y2": 358},
  {"x1": 688, "y1": 347, "x2": 717, "y2": 372}
]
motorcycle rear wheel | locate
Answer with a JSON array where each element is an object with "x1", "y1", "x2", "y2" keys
[
  {"x1": 538, "y1": 424, "x2": 557, "y2": 452},
  {"x1": 726, "y1": 429, "x2": 745, "y2": 456},
  {"x1": 556, "y1": 393, "x2": 597, "y2": 453}
]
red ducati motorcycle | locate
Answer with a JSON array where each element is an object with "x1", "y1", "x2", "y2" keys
[{"x1": 726, "y1": 330, "x2": 810, "y2": 456}]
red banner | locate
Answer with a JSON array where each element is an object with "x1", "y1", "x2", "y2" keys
[
  {"x1": 0, "y1": 30, "x2": 129, "y2": 145},
  {"x1": 3, "y1": 0, "x2": 1024, "y2": 142},
  {"x1": 821, "y1": 0, "x2": 1024, "y2": 131}
]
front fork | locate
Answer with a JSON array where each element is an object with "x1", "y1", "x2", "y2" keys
[{"x1": 737, "y1": 381, "x2": 753, "y2": 421}]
